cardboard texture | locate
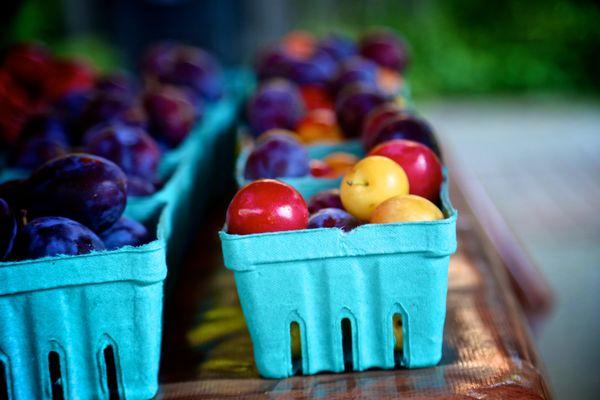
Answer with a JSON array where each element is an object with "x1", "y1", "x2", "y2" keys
[
  {"x1": 221, "y1": 171, "x2": 457, "y2": 378},
  {"x1": 0, "y1": 217, "x2": 167, "y2": 399},
  {"x1": 0, "y1": 69, "x2": 250, "y2": 399}
]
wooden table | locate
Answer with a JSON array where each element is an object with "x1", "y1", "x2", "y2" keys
[{"x1": 157, "y1": 172, "x2": 553, "y2": 399}]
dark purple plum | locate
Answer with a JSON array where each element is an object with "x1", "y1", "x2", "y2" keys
[
  {"x1": 359, "y1": 30, "x2": 409, "y2": 72},
  {"x1": 126, "y1": 176, "x2": 157, "y2": 196},
  {"x1": 307, "y1": 189, "x2": 344, "y2": 214},
  {"x1": 27, "y1": 154, "x2": 127, "y2": 232},
  {"x1": 143, "y1": 85, "x2": 200, "y2": 147},
  {"x1": 118, "y1": 102, "x2": 149, "y2": 128},
  {"x1": 11, "y1": 138, "x2": 68, "y2": 170},
  {"x1": 307, "y1": 208, "x2": 359, "y2": 232},
  {"x1": 95, "y1": 72, "x2": 138, "y2": 99},
  {"x1": 84, "y1": 123, "x2": 160, "y2": 181},
  {"x1": 3, "y1": 42, "x2": 51, "y2": 91},
  {"x1": 368, "y1": 114, "x2": 441, "y2": 157},
  {"x1": 254, "y1": 46, "x2": 292, "y2": 80},
  {"x1": 284, "y1": 49, "x2": 337, "y2": 87},
  {"x1": 247, "y1": 79, "x2": 304, "y2": 137},
  {"x1": 10, "y1": 114, "x2": 70, "y2": 169},
  {"x1": 318, "y1": 34, "x2": 357, "y2": 61},
  {"x1": 160, "y1": 46, "x2": 223, "y2": 101},
  {"x1": 18, "y1": 114, "x2": 69, "y2": 144},
  {"x1": 0, "y1": 180, "x2": 26, "y2": 211},
  {"x1": 244, "y1": 136, "x2": 309, "y2": 180},
  {"x1": 99, "y1": 217, "x2": 150, "y2": 250},
  {"x1": 335, "y1": 83, "x2": 386, "y2": 138},
  {"x1": 331, "y1": 56, "x2": 379, "y2": 94},
  {"x1": 79, "y1": 91, "x2": 134, "y2": 133},
  {"x1": 14, "y1": 216, "x2": 105, "y2": 260},
  {"x1": 0, "y1": 198, "x2": 17, "y2": 260},
  {"x1": 53, "y1": 90, "x2": 93, "y2": 138},
  {"x1": 140, "y1": 41, "x2": 178, "y2": 79}
]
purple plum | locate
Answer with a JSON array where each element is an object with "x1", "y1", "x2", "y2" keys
[
  {"x1": 318, "y1": 34, "x2": 357, "y2": 61},
  {"x1": 13, "y1": 216, "x2": 105, "y2": 260},
  {"x1": 308, "y1": 208, "x2": 359, "y2": 232},
  {"x1": 160, "y1": 46, "x2": 224, "y2": 101},
  {"x1": 0, "y1": 179, "x2": 26, "y2": 211},
  {"x1": 254, "y1": 46, "x2": 292, "y2": 81},
  {"x1": 140, "y1": 41, "x2": 178, "y2": 79},
  {"x1": 331, "y1": 56, "x2": 379, "y2": 95},
  {"x1": 52, "y1": 90, "x2": 93, "y2": 138},
  {"x1": 307, "y1": 189, "x2": 344, "y2": 214},
  {"x1": 284, "y1": 49, "x2": 337, "y2": 87},
  {"x1": 126, "y1": 175, "x2": 157, "y2": 196},
  {"x1": 84, "y1": 123, "x2": 160, "y2": 181},
  {"x1": 99, "y1": 216, "x2": 150, "y2": 250},
  {"x1": 247, "y1": 79, "x2": 304, "y2": 136},
  {"x1": 368, "y1": 114, "x2": 441, "y2": 156},
  {"x1": 0, "y1": 198, "x2": 17, "y2": 260},
  {"x1": 359, "y1": 30, "x2": 409, "y2": 72},
  {"x1": 27, "y1": 154, "x2": 127, "y2": 232},
  {"x1": 244, "y1": 136, "x2": 310, "y2": 180},
  {"x1": 95, "y1": 72, "x2": 138, "y2": 100},
  {"x1": 10, "y1": 114, "x2": 70, "y2": 169},
  {"x1": 11, "y1": 139, "x2": 68, "y2": 170},
  {"x1": 335, "y1": 83, "x2": 386, "y2": 138},
  {"x1": 78, "y1": 91, "x2": 135, "y2": 134},
  {"x1": 143, "y1": 85, "x2": 200, "y2": 147},
  {"x1": 18, "y1": 114, "x2": 69, "y2": 144}
]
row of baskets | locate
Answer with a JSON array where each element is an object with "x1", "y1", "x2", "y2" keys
[
  {"x1": 1, "y1": 44, "x2": 458, "y2": 399},
  {"x1": 0, "y1": 70, "x2": 249, "y2": 400}
]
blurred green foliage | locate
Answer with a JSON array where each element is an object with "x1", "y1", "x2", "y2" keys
[
  {"x1": 376, "y1": 0, "x2": 600, "y2": 96},
  {"x1": 6, "y1": 0, "x2": 120, "y2": 73},
  {"x1": 6, "y1": 0, "x2": 600, "y2": 97}
]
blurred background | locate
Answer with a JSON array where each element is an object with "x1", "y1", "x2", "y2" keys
[{"x1": 2, "y1": 0, "x2": 599, "y2": 398}]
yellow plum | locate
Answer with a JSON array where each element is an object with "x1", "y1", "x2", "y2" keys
[{"x1": 340, "y1": 155, "x2": 409, "y2": 221}]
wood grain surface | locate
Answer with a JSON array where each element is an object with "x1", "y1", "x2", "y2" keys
[{"x1": 157, "y1": 173, "x2": 552, "y2": 399}]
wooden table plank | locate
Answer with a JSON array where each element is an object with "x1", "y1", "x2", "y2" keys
[{"x1": 157, "y1": 173, "x2": 552, "y2": 399}]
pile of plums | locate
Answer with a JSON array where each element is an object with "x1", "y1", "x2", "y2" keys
[
  {"x1": 0, "y1": 154, "x2": 152, "y2": 262},
  {"x1": 228, "y1": 136, "x2": 445, "y2": 235},
  {"x1": 243, "y1": 131, "x2": 359, "y2": 180},
  {"x1": 248, "y1": 30, "x2": 408, "y2": 143},
  {"x1": 243, "y1": 30, "x2": 442, "y2": 182},
  {"x1": 0, "y1": 41, "x2": 223, "y2": 196}
]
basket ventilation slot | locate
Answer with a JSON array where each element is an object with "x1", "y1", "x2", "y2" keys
[
  {"x1": 103, "y1": 345, "x2": 120, "y2": 400},
  {"x1": 48, "y1": 351, "x2": 64, "y2": 400},
  {"x1": 290, "y1": 322, "x2": 302, "y2": 375},
  {"x1": 341, "y1": 318, "x2": 354, "y2": 372},
  {"x1": 393, "y1": 313, "x2": 404, "y2": 367},
  {"x1": 0, "y1": 360, "x2": 8, "y2": 400}
]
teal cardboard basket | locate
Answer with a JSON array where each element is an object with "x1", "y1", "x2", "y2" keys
[
  {"x1": 0, "y1": 69, "x2": 251, "y2": 399},
  {"x1": 0, "y1": 208, "x2": 168, "y2": 399},
  {"x1": 220, "y1": 173, "x2": 457, "y2": 378},
  {"x1": 236, "y1": 140, "x2": 365, "y2": 200}
]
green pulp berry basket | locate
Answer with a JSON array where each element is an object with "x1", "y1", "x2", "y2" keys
[{"x1": 220, "y1": 171, "x2": 457, "y2": 378}]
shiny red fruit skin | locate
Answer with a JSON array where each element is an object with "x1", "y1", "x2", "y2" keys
[
  {"x1": 43, "y1": 59, "x2": 95, "y2": 101},
  {"x1": 309, "y1": 159, "x2": 334, "y2": 177},
  {"x1": 299, "y1": 85, "x2": 334, "y2": 110},
  {"x1": 226, "y1": 179, "x2": 309, "y2": 235},
  {"x1": 3, "y1": 43, "x2": 52, "y2": 87},
  {"x1": 369, "y1": 139, "x2": 443, "y2": 202}
]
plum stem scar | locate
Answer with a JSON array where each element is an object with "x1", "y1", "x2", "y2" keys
[{"x1": 346, "y1": 180, "x2": 369, "y2": 187}]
